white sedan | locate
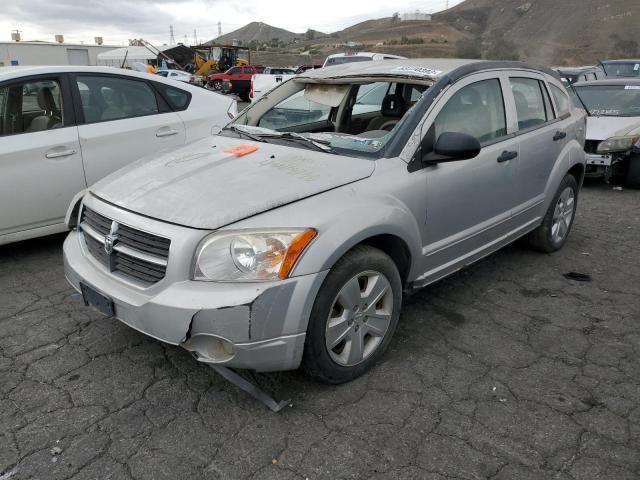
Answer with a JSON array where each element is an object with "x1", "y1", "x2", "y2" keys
[
  {"x1": 0, "y1": 66, "x2": 237, "y2": 245},
  {"x1": 156, "y1": 69, "x2": 205, "y2": 87}
]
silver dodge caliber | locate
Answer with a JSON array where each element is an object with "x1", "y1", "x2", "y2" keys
[{"x1": 64, "y1": 59, "x2": 587, "y2": 384}]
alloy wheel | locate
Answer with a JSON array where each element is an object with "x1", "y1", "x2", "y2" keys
[
  {"x1": 325, "y1": 270, "x2": 394, "y2": 366},
  {"x1": 551, "y1": 186, "x2": 575, "y2": 243}
]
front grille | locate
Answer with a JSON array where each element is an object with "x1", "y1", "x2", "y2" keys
[
  {"x1": 584, "y1": 140, "x2": 600, "y2": 154},
  {"x1": 80, "y1": 206, "x2": 170, "y2": 286}
]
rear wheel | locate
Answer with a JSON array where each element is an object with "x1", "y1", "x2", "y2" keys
[
  {"x1": 626, "y1": 154, "x2": 640, "y2": 188},
  {"x1": 301, "y1": 245, "x2": 402, "y2": 384},
  {"x1": 212, "y1": 80, "x2": 223, "y2": 91},
  {"x1": 527, "y1": 174, "x2": 578, "y2": 253}
]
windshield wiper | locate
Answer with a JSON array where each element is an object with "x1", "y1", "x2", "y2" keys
[
  {"x1": 224, "y1": 125, "x2": 266, "y2": 143},
  {"x1": 276, "y1": 132, "x2": 335, "y2": 153}
]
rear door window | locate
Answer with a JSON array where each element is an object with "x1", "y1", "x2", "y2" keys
[
  {"x1": 510, "y1": 77, "x2": 552, "y2": 130},
  {"x1": 76, "y1": 75, "x2": 159, "y2": 124}
]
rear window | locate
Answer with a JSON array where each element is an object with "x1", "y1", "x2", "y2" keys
[{"x1": 153, "y1": 82, "x2": 191, "y2": 111}]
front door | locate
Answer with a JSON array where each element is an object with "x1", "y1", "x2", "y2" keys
[
  {"x1": 413, "y1": 73, "x2": 519, "y2": 283},
  {"x1": 0, "y1": 75, "x2": 85, "y2": 236}
]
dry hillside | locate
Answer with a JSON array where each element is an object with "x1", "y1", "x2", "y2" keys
[
  {"x1": 438, "y1": 0, "x2": 640, "y2": 64},
  {"x1": 210, "y1": 0, "x2": 640, "y2": 66}
]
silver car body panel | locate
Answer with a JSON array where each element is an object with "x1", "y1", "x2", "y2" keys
[{"x1": 64, "y1": 59, "x2": 586, "y2": 371}]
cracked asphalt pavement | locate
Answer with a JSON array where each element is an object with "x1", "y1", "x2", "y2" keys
[{"x1": 1, "y1": 182, "x2": 639, "y2": 480}]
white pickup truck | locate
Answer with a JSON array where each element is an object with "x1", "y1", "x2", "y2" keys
[{"x1": 250, "y1": 68, "x2": 296, "y2": 102}]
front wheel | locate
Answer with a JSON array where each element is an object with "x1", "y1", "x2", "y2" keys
[
  {"x1": 526, "y1": 174, "x2": 578, "y2": 253},
  {"x1": 301, "y1": 245, "x2": 402, "y2": 384},
  {"x1": 212, "y1": 80, "x2": 223, "y2": 91}
]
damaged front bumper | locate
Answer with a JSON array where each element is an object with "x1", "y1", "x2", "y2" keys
[{"x1": 63, "y1": 216, "x2": 327, "y2": 372}]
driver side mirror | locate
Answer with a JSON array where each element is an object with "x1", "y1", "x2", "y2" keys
[{"x1": 422, "y1": 132, "x2": 481, "y2": 165}]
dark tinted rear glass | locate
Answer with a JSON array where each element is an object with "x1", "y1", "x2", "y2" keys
[{"x1": 153, "y1": 82, "x2": 191, "y2": 111}]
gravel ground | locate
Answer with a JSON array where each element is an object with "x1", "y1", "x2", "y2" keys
[{"x1": 1, "y1": 182, "x2": 639, "y2": 480}]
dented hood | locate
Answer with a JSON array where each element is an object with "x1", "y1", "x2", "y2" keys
[
  {"x1": 90, "y1": 135, "x2": 374, "y2": 229},
  {"x1": 586, "y1": 116, "x2": 640, "y2": 141}
]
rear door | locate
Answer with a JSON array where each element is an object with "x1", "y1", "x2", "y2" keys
[
  {"x1": 415, "y1": 73, "x2": 519, "y2": 278},
  {"x1": 0, "y1": 74, "x2": 85, "y2": 236},
  {"x1": 508, "y1": 75, "x2": 568, "y2": 224},
  {"x1": 72, "y1": 73, "x2": 186, "y2": 186}
]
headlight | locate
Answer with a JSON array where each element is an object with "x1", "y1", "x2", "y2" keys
[
  {"x1": 597, "y1": 135, "x2": 640, "y2": 153},
  {"x1": 193, "y1": 228, "x2": 317, "y2": 282}
]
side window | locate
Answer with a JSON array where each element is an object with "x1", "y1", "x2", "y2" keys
[
  {"x1": 510, "y1": 77, "x2": 551, "y2": 130},
  {"x1": 259, "y1": 89, "x2": 331, "y2": 130},
  {"x1": 550, "y1": 84, "x2": 571, "y2": 116},
  {"x1": 76, "y1": 75, "x2": 158, "y2": 124},
  {"x1": 0, "y1": 79, "x2": 64, "y2": 136},
  {"x1": 540, "y1": 82, "x2": 555, "y2": 120},
  {"x1": 433, "y1": 78, "x2": 507, "y2": 145},
  {"x1": 229, "y1": 67, "x2": 241, "y2": 75},
  {"x1": 153, "y1": 82, "x2": 191, "y2": 111}
]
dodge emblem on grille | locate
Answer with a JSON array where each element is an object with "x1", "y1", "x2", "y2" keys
[
  {"x1": 104, "y1": 234, "x2": 116, "y2": 254},
  {"x1": 104, "y1": 221, "x2": 120, "y2": 255}
]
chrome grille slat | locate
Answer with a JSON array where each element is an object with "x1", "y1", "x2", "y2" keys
[{"x1": 80, "y1": 206, "x2": 170, "y2": 286}]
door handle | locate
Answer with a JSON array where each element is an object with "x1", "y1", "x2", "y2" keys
[
  {"x1": 156, "y1": 129, "x2": 179, "y2": 138},
  {"x1": 553, "y1": 131, "x2": 567, "y2": 141},
  {"x1": 497, "y1": 150, "x2": 518, "y2": 163},
  {"x1": 45, "y1": 148, "x2": 77, "y2": 159}
]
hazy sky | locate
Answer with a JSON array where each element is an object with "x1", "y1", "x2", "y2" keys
[{"x1": 0, "y1": 0, "x2": 463, "y2": 46}]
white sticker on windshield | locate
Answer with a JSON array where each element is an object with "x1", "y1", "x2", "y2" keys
[
  {"x1": 391, "y1": 66, "x2": 442, "y2": 77},
  {"x1": 624, "y1": 85, "x2": 640, "y2": 89},
  {"x1": 635, "y1": 64, "x2": 640, "y2": 71}
]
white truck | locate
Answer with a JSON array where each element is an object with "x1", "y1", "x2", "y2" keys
[{"x1": 250, "y1": 70, "x2": 296, "y2": 102}]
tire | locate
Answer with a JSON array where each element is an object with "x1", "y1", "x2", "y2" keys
[
  {"x1": 212, "y1": 80, "x2": 223, "y2": 91},
  {"x1": 626, "y1": 154, "x2": 640, "y2": 188},
  {"x1": 301, "y1": 245, "x2": 402, "y2": 384},
  {"x1": 526, "y1": 174, "x2": 579, "y2": 253}
]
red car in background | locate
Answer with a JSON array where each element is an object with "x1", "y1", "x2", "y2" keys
[{"x1": 208, "y1": 66, "x2": 264, "y2": 101}]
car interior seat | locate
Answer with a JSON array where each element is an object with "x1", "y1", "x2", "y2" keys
[
  {"x1": 26, "y1": 87, "x2": 62, "y2": 132},
  {"x1": 366, "y1": 93, "x2": 407, "y2": 131}
]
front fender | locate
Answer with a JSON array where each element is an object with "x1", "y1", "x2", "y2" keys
[{"x1": 290, "y1": 196, "x2": 423, "y2": 281}]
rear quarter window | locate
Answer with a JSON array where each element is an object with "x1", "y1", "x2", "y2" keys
[
  {"x1": 550, "y1": 84, "x2": 571, "y2": 116},
  {"x1": 153, "y1": 82, "x2": 192, "y2": 111}
]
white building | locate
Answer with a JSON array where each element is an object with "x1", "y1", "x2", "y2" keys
[
  {"x1": 0, "y1": 41, "x2": 120, "y2": 67},
  {"x1": 402, "y1": 11, "x2": 432, "y2": 21}
]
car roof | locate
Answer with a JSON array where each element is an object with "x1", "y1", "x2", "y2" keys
[
  {"x1": 601, "y1": 59, "x2": 640, "y2": 64},
  {"x1": 298, "y1": 58, "x2": 558, "y2": 83},
  {"x1": 573, "y1": 78, "x2": 640, "y2": 87},
  {"x1": 554, "y1": 66, "x2": 602, "y2": 75},
  {"x1": 325, "y1": 52, "x2": 404, "y2": 59}
]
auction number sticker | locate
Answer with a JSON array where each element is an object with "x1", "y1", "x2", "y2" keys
[
  {"x1": 624, "y1": 85, "x2": 640, "y2": 90},
  {"x1": 391, "y1": 66, "x2": 443, "y2": 76}
]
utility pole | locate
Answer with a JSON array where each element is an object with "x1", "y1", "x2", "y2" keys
[
  {"x1": 169, "y1": 25, "x2": 175, "y2": 46},
  {"x1": 193, "y1": 29, "x2": 198, "y2": 46},
  {"x1": 218, "y1": 21, "x2": 222, "y2": 37}
]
